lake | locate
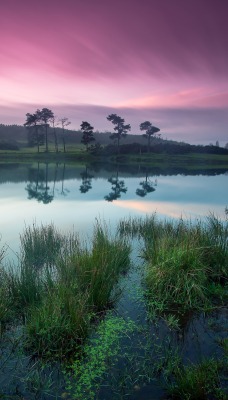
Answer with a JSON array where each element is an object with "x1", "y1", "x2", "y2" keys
[
  {"x1": 1, "y1": 161, "x2": 227, "y2": 261},
  {"x1": 0, "y1": 161, "x2": 228, "y2": 399}
]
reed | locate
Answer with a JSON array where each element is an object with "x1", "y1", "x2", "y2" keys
[
  {"x1": 119, "y1": 212, "x2": 228, "y2": 314},
  {"x1": 20, "y1": 221, "x2": 130, "y2": 357},
  {"x1": 62, "y1": 222, "x2": 130, "y2": 311},
  {"x1": 167, "y1": 359, "x2": 226, "y2": 400},
  {"x1": 26, "y1": 284, "x2": 90, "y2": 358},
  {"x1": 20, "y1": 222, "x2": 64, "y2": 268}
]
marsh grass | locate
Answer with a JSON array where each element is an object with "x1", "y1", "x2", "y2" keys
[
  {"x1": 118, "y1": 212, "x2": 228, "y2": 314},
  {"x1": 26, "y1": 286, "x2": 90, "y2": 358},
  {"x1": 0, "y1": 245, "x2": 12, "y2": 328},
  {"x1": 0, "y1": 269, "x2": 11, "y2": 329},
  {"x1": 3, "y1": 221, "x2": 130, "y2": 358},
  {"x1": 166, "y1": 359, "x2": 227, "y2": 400},
  {"x1": 20, "y1": 222, "x2": 65, "y2": 268},
  {"x1": 62, "y1": 223, "x2": 131, "y2": 311}
]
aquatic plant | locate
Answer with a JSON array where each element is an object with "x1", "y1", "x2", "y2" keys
[{"x1": 66, "y1": 314, "x2": 136, "y2": 400}]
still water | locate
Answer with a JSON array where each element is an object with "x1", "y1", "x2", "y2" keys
[
  {"x1": 0, "y1": 162, "x2": 227, "y2": 259},
  {"x1": 0, "y1": 161, "x2": 228, "y2": 399}
]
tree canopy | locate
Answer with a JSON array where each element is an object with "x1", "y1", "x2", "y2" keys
[
  {"x1": 140, "y1": 121, "x2": 160, "y2": 152},
  {"x1": 107, "y1": 114, "x2": 131, "y2": 153},
  {"x1": 80, "y1": 121, "x2": 95, "y2": 151}
]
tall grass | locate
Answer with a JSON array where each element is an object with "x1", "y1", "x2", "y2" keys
[
  {"x1": 0, "y1": 243, "x2": 11, "y2": 328},
  {"x1": 20, "y1": 222, "x2": 65, "y2": 268},
  {"x1": 60, "y1": 223, "x2": 130, "y2": 311},
  {"x1": 166, "y1": 359, "x2": 226, "y2": 400},
  {"x1": 118, "y1": 212, "x2": 228, "y2": 313},
  {"x1": 4, "y1": 221, "x2": 130, "y2": 357}
]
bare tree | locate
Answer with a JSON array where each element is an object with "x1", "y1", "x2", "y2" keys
[{"x1": 59, "y1": 117, "x2": 71, "y2": 152}]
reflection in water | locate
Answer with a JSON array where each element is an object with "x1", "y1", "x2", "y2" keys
[
  {"x1": 80, "y1": 165, "x2": 94, "y2": 194},
  {"x1": 25, "y1": 163, "x2": 54, "y2": 204},
  {"x1": 104, "y1": 167, "x2": 127, "y2": 202},
  {"x1": 60, "y1": 163, "x2": 70, "y2": 196},
  {"x1": 1, "y1": 161, "x2": 227, "y2": 260},
  {"x1": 136, "y1": 169, "x2": 157, "y2": 197}
]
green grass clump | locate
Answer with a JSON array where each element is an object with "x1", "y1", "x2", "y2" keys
[
  {"x1": 119, "y1": 212, "x2": 228, "y2": 314},
  {"x1": 20, "y1": 222, "x2": 65, "y2": 268},
  {"x1": 26, "y1": 286, "x2": 90, "y2": 358},
  {"x1": 0, "y1": 245, "x2": 12, "y2": 327},
  {"x1": 146, "y1": 240, "x2": 209, "y2": 311},
  {"x1": 63, "y1": 223, "x2": 130, "y2": 311},
  {"x1": 167, "y1": 359, "x2": 227, "y2": 400},
  {"x1": 8, "y1": 221, "x2": 131, "y2": 358},
  {"x1": 0, "y1": 270, "x2": 11, "y2": 328}
]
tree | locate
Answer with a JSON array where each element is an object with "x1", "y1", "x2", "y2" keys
[
  {"x1": 59, "y1": 117, "x2": 71, "y2": 152},
  {"x1": 225, "y1": 143, "x2": 228, "y2": 149},
  {"x1": 140, "y1": 121, "x2": 160, "y2": 153},
  {"x1": 80, "y1": 121, "x2": 95, "y2": 151},
  {"x1": 39, "y1": 108, "x2": 54, "y2": 152},
  {"x1": 51, "y1": 115, "x2": 59, "y2": 153},
  {"x1": 24, "y1": 112, "x2": 44, "y2": 152},
  {"x1": 107, "y1": 114, "x2": 131, "y2": 153}
]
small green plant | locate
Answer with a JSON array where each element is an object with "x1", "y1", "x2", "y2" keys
[
  {"x1": 164, "y1": 313, "x2": 180, "y2": 330},
  {"x1": 66, "y1": 314, "x2": 136, "y2": 400}
]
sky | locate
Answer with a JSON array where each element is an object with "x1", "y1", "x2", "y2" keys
[{"x1": 0, "y1": 0, "x2": 228, "y2": 144}]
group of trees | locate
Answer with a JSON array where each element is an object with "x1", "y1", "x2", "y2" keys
[
  {"x1": 81, "y1": 114, "x2": 161, "y2": 153},
  {"x1": 25, "y1": 108, "x2": 161, "y2": 154},
  {"x1": 24, "y1": 109, "x2": 71, "y2": 153}
]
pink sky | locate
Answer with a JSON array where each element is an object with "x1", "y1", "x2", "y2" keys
[{"x1": 0, "y1": 0, "x2": 228, "y2": 144}]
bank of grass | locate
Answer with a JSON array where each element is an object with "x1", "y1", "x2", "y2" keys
[
  {"x1": 0, "y1": 222, "x2": 130, "y2": 358},
  {"x1": 119, "y1": 212, "x2": 228, "y2": 316},
  {"x1": 166, "y1": 358, "x2": 227, "y2": 400},
  {"x1": 1, "y1": 146, "x2": 228, "y2": 169}
]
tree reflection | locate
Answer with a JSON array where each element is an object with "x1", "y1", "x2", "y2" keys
[
  {"x1": 25, "y1": 162, "x2": 54, "y2": 204},
  {"x1": 136, "y1": 170, "x2": 157, "y2": 197},
  {"x1": 79, "y1": 165, "x2": 93, "y2": 193},
  {"x1": 60, "y1": 163, "x2": 70, "y2": 196},
  {"x1": 104, "y1": 167, "x2": 127, "y2": 202}
]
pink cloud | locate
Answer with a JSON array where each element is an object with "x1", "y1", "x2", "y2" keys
[{"x1": 0, "y1": 0, "x2": 228, "y2": 145}]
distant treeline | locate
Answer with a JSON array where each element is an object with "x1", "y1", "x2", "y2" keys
[
  {"x1": 101, "y1": 142, "x2": 228, "y2": 156},
  {"x1": 0, "y1": 123, "x2": 228, "y2": 156}
]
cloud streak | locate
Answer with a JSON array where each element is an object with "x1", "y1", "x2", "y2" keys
[{"x1": 0, "y1": 0, "x2": 228, "y2": 143}]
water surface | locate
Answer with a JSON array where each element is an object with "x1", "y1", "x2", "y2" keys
[{"x1": 0, "y1": 162, "x2": 227, "y2": 259}]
